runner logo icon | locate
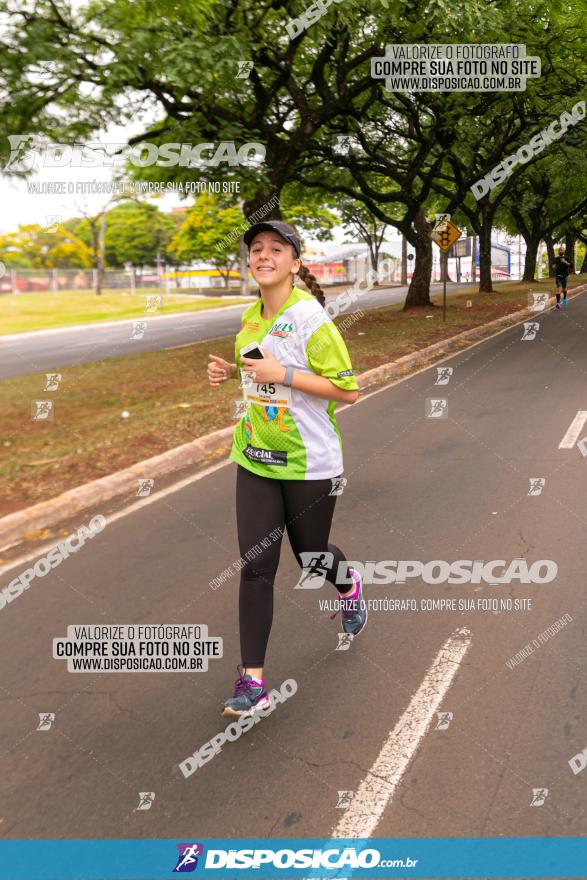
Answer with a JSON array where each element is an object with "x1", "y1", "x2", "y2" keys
[
  {"x1": 426, "y1": 398, "x2": 448, "y2": 418},
  {"x1": 435, "y1": 366, "x2": 453, "y2": 385},
  {"x1": 136, "y1": 792, "x2": 155, "y2": 811},
  {"x1": 36, "y1": 712, "x2": 55, "y2": 731},
  {"x1": 530, "y1": 788, "x2": 549, "y2": 806},
  {"x1": 435, "y1": 711, "x2": 453, "y2": 730},
  {"x1": 336, "y1": 790, "x2": 354, "y2": 808},
  {"x1": 336, "y1": 632, "x2": 354, "y2": 651},
  {"x1": 521, "y1": 322, "x2": 539, "y2": 341},
  {"x1": 173, "y1": 843, "x2": 204, "y2": 872},
  {"x1": 329, "y1": 477, "x2": 347, "y2": 496},
  {"x1": 528, "y1": 478, "x2": 545, "y2": 496},
  {"x1": 294, "y1": 552, "x2": 334, "y2": 588}
]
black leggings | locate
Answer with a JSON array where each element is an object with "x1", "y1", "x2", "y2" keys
[{"x1": 235, "y1": 464, "x2": 353, "y2": 666}]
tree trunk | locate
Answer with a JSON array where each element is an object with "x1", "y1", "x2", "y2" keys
[
  {"x1": 239, "y1": 238, "x2": 249, "y2": 296},
  {"x1": 565, "y1": 232, "x2": 576, "y2": 265},
  {"x1": 403, "y1": 213, "x2": 433, "y2": 309},
  {"x1": 522, "y1": 236, "x2": 540, "y2": 281},
  {"x1": 471, "y1": 235, "x2": 477, "y2": 283},
  {"x1": 96, "y1": 209, "x2": 107, "y2": 296},
  {"x1": 371, "y1": 241, "x2": 380, "y2": 285},
  {"x1": 544, "y1": 235, "x2": 556, "y2": 277},
  {"x1": 91, "y1": 221, "x2": 102, "y2": 296},
  {"x1": 243, "y1": 188, "x2": 281, "y2": 221},
  {"x1": 401, "y1": 235, "x2": 407, "y2": 284},
  {"x1": 477, "y1": 202, "x2": 493, "y2": 293}
]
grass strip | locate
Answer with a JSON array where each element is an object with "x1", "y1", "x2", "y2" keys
[{"x1": 1, "y1": 276, "x2": 583, "y2": 518}]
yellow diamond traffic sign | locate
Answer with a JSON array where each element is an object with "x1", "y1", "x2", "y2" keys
[{"x1": 431, "y1": 218, "x2": 462, "y2": 252}]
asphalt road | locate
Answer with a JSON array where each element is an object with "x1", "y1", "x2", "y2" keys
[
  {"x1": 0, "y1": 281, "x2": 474, "y2": 379},
  {"x1": 1, "y1": 291, "x2": 586, "y2": 851}
]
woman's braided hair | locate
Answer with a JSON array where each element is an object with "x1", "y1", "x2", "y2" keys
[{"x1": 297, "y1": 262, "x2": 325, "y2": 307}]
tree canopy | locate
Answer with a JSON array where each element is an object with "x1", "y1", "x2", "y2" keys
[{"x1": 0, "y1": 0, "x2": 585, "y2": 300}]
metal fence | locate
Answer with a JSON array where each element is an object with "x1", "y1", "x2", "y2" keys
[
  {"x1": 0, "y1": 265, "x2": 379, "y2": 294},
  {"x1": 4, "y1": 256, "x2": 486, "y2": 295},
  {"x1": 0, "y1": 268, "x2": 243, "y2": 295}
]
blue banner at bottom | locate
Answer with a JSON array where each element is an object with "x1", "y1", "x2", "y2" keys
[{"x1": 0, "y1": 837, "x2": 585, "y2": 879}]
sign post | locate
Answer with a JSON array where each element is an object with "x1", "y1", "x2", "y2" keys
[{"x1": 430, "y1": 218, "x2": 462, "y2": 321}]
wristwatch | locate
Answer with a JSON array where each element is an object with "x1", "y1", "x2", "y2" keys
[{"x1": 283, "y1": 366, "x2": 295, "y2": 387}]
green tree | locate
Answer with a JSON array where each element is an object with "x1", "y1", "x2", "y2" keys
[
  {"x1": 167, "y1": 194, "x2": 243, "y2": 287},
  {"x1": 0, "y1": 224, "x2": 93, "y2": 268},
  {"x1": 1, "y1": 0, "x2": 585, "y2": 309},
  {"x1": 496, "y1": 150, "x2": 587, "y2": 281},
  {"x1": 278, "y1": 183, "x2": 339, "y2": 243},
  {"x1": 427, "y1": 1, "x2": 587, "y2": 292},
  {"x1": 74, "y1": 201, "x2": 176, "y2": 269},
  {"x1": 338, "y1": 197, "x2": 388, "y2": 281}
]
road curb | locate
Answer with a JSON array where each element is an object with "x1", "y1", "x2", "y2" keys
[
  {"x1": 2, "y1": 284, "x2": 585, "y2": 551},
  {"x1": 357, "y1": 287, "x2": 586, "y2": 390},
  {"x1": 0, "y1": 426, "x2": 234, "y2": 552}
]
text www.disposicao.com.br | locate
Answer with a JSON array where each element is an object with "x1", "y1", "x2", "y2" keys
[{"x1": 70, "y1": 657, "x2": 201, "y2": 671}]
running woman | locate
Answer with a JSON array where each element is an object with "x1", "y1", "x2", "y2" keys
[
  {"x1": 207, "y1": 220, "x2": 366, "y2": 718},
  {"x1": 552, "y1": 245, "x2": 573, "y2": 309}
]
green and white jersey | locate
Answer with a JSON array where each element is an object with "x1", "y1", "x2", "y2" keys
[{"x1": 230, "y1": 285, "x2": 359, "y2": 480}]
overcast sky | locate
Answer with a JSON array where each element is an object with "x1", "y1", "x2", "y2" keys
[
  {"x1": 0, "y1": 120, "x2": 189, "y2": 234},
  {"x1": 0, "y1": 125, "x2": 361, "y2": 250}
]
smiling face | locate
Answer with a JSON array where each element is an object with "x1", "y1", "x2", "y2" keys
[{"x1": 249, "y1": 230, "x2": 300, "y2": 287}]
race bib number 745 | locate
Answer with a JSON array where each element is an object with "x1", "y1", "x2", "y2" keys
[{"x1": 244, "y1": 382, "x2": 292, "y2": 409}]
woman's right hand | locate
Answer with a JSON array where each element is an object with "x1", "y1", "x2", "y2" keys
[{"x1": 208, "y1": 354, "x2": 233, "y2": 386}]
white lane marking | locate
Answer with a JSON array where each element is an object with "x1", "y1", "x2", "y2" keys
[
  {"x1": 0, "y1": 459, "x2": 229, "y2": 576},
  {"x1": 558, "y1": 411, "x2": 587, "y2": 449},
  {"x1": 331, "y1": 627, "x2": 472, "y2": 840}
]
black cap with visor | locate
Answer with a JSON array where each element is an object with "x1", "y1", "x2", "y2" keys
[{"x1": 243, "y1": 221, "x2": 301, "y2": 258}]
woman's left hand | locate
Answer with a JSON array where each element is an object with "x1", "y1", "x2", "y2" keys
[{"x1": 240, "y1": 349, "x2": 286, "y2": 384}]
